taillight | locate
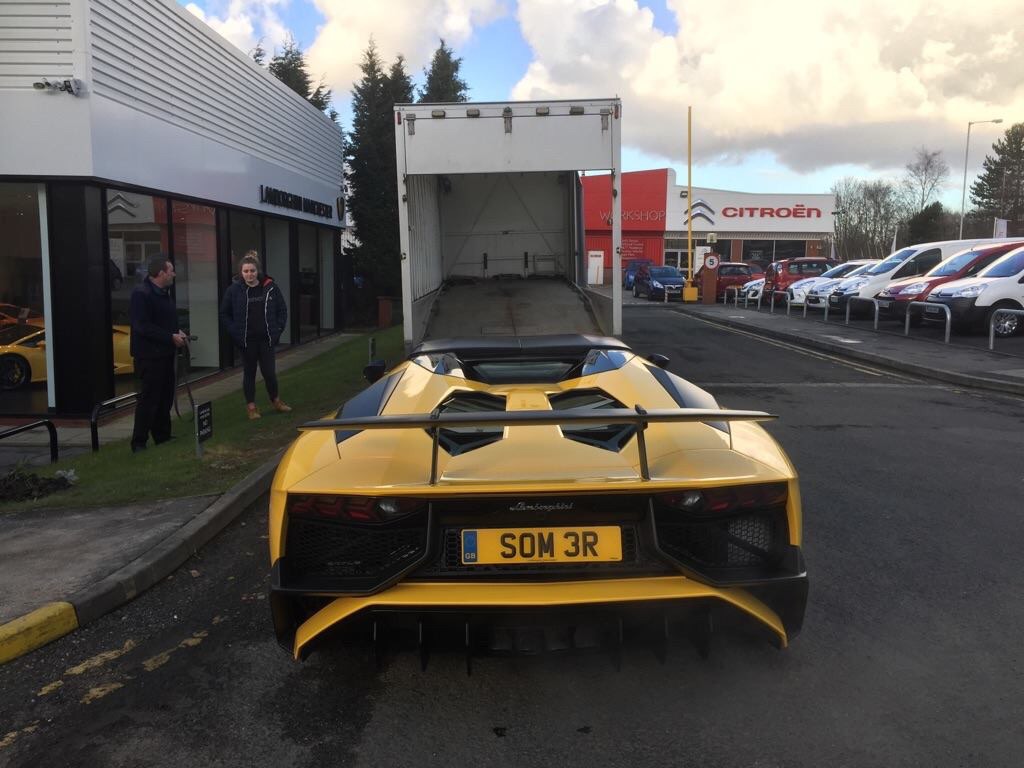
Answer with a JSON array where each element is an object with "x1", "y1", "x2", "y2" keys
[
  {"x1": 656, "y1": 482, "x2": 787, "y2": 515},
  {"x1": 287, "y1": 495, "x2": 425, "y2": 523}
]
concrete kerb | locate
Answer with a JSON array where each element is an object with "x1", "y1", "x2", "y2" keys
[
  {"x1": 0, "y1": 451, "x2": 282, "y2": 664},
  {"x1": 673, "y1": 306, "x2": 1024, "y2": 399}
]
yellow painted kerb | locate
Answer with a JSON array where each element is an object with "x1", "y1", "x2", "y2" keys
[{"x1": 0, "y1": 602, "x2": 79, "y2": 664}]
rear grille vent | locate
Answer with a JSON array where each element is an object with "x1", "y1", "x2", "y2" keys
[
  {"x1": 432, "y1": 391, "x2": 507, "y2": 455},
  {"x1": 285, "y1": 515, "x2": 428, "y2": 591},
  {"x1": 548, "y1": 389, "x2": 635, "y2": 452},
  {"x1": 654, "y1": 508, "x2": 785, "y2": 572}
]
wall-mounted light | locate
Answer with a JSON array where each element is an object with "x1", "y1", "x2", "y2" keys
[
  {"x1": 503, "y1": 106, "x2": 513, "y2": 134},
  {"x1": 466, "y1": 107, "x2": 480, "y2": 117},
  {"x1": 431, "y1": 109, "x2": 446, "y2": 118},
  {"x1": 569, "y1": 106, "x2": 584, "y2": 115},
  {"x1": 535, "y1": 106, "x2": 550, "y2": 116},
  {"x1": 32, "y1": 77, "x2": 83, "y2": 96}
]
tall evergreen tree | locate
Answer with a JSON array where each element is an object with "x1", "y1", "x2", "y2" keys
[
  {"x1": 259, "y1": 36, "x2": 336, "y2": 120},
  {"x1": 906, "y1": 201, "x2": 949, "y2": 245},
  {"x1": 969, "y1": 123, "x2": 1024, "y2": 236},
  {"x1": 418, "y1": 39, "x2": 469, "y2": 103},
  {"x1": 347, "y1": 41, "x2": 414, "y2": 300}
]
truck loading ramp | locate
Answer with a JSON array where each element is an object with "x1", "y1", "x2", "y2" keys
[{"x1": 422, "y1": 276, "x2": 602, "y2": 340}]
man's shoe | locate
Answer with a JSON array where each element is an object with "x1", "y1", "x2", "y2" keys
[
  {"x1": 272, "y1": 398, "x2": 292, "y2": 413},
  {"x1": 247, "y1": 403, "x2": 261, "y2": 420},
  {"x1": 131, "y1": 443, "x2": 146, "y2": 454}
]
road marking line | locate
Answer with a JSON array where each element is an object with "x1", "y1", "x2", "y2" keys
[
  {"x1": 37, "y1": 680, "x2": 63, "y2": 696},
  {"x1": 0, "y1": 723, "x2": 40, "y2": 751},
  {"x1": 81, "y1": 682, "x2": 124, "y2": 704},
  {"x1": 64, "y1": 639, "x2": 136, "y2": 676}
]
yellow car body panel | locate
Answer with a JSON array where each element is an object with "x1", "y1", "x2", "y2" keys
[
  {"x1": 268, "y1": 338, "x2": 808, "y2": 658},
  {"x1": 292, "y1": 577, "x2": 787, "y2": 659}
]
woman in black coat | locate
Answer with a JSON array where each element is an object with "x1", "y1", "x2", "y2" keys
[{"x1": 219, "y1": 252, "x2": 290, "y2": 419}]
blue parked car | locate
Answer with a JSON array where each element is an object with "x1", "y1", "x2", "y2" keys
[
  {"x1": 634, "y1": 265, "x2": 686, "y2": 301},
  {"x1": 622, "y1": 259, "x2": 652, "y2": 289}
]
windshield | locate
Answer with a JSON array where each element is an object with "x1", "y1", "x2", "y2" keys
[
  {"x1": 929, "y1": 250, "x2": 986, "y2": 277},
  {"x1": 0, "y1": 325, "x2": 39, "y2": 345},
  {"x1": 650, "y1": 267, "x2": 681, "y2": 278},
  {"x1": 866, "y1": 248, "x2": 917, "y2": 275},
  {"x1": 820, "y1": 264, "x2": 853, "y2": 279},
  {"x1": 980, "y1": 250, "x2": 1024, "y2": 278},
  {"x1": 847, "y1": 263, "x2": 874, "y2": 277}
]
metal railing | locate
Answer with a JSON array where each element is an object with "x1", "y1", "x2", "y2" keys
[
  {"x1": 907, "y1": 301, "x2": 951, "y2": 344},
  {"x1": 724, "y1": 286, "x2": 741, "y2": 307},
  {"x1": 846, "y1": 297, "x2": 880, "y2": 329},
  {"x1": 989, "y1": 308, "x2": 1024, "y2": 351},
  {"x1": 90, "y1": 392, "x2": 138, "y2": 452},
  {"x1": 0, "y1": 420, "x2": 58, "y2": 464},
  {"x1": 769, "y1": 290, "x2": 791, "y2": 315}
]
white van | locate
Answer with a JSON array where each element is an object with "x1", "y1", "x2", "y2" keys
[
  {"x1": 924, "y1": 245, "x2": 1024, "y2": 336},
  {"x1": 827, "y1": 239, "x2": 1018, "y2": 315}
]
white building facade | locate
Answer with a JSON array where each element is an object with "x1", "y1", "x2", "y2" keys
[{"x1": 0, "y1": 0, "x2": 346, "y2": 416}]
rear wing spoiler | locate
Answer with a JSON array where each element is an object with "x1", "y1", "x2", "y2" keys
[{"x1": 300, "y1": 407, "x2": 777, "y2": 484}]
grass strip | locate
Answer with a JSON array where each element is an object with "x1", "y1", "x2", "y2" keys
[{"x1": 1, "y1": 327, "x2": 405, "y2": 512}]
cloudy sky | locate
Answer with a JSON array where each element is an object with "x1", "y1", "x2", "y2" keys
[{"x1": 182, "y1": 0, "x2": 1022, "y2": 204}]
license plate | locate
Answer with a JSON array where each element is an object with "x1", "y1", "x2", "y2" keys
[
  {"x1": 926, "y1": 305, "x2": 941, "y2": 314},
  {"x1": 461, "y1": 526, "x2": 622, "y2": 564},
  {"x1": 877, "y1": 300, "x2": 891, "y2": 309},
  {"x1": 829, "y1": 296, "x2": 839, "y2": 304}
]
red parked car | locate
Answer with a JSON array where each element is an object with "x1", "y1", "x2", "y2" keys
[
  {"x1": 697, "y1": 261, "x2": 764, "y2": 300},
  {"x1": 875, "y1": 240, "x2": 1024, "y2": 323},
  {"x1": 763, "y1": 257, "x2": 834, "y2": 298}
]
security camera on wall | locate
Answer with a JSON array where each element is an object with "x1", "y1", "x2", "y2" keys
[{"x1": 30, "y1": 77, "x2": 84, "y2": 96}]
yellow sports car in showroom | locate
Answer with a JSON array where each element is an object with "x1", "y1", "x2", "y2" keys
[
  {"x1": 269, "y1": 335, "x2": 807, "y2": 662},
  {"x1": 0, "y1": 324, "x2": 135, "y2": 389}
]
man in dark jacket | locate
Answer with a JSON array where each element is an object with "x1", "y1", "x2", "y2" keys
[
  {"x1": 129, "y1": 256, "x2": 187, "y2": 453},
  {"x1": 219, "y1": 253, "x2": 290, "y2": 419}
]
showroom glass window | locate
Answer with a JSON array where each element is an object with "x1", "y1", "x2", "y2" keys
[
  {"x1": 107, "y1": 189, "x2": 169, "y2": 395},
  {"x1": 172, "y1": 201, "x2": 218, "y2": 379},
  {"x1": 264, "y1": 218, "x2": 291, "y2": 344},
  {"x1": 297, "y1": 222, "x2": 319, "y2": 341},
  {"x1": 0, "y1": 183, "x2": 47, "y2": 413},
  {"x1": 319, "y1": 227, "x2": 335, "y2": 331}
]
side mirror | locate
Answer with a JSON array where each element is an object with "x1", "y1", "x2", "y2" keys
[
  {"x1": 363, "y1": 360, "x2": 387, "y2": 383},
  {"x1": 646, "y1": 353, "x2": 670, "y2": 369}
]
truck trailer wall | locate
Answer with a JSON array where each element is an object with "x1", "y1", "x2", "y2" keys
[
  {"x1": 396, "y1": 99, "x2": 622, "y2": 346},
  {"x1": 440, "y1": 172, "x2": 571, "y2": 279}
]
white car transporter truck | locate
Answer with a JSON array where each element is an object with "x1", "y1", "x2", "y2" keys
[{"x1": 394, "y1": 98, "x2": 623, "y2": 348}]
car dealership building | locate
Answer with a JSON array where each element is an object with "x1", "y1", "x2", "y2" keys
[
  {"x1": 0, "y1": 0, "x2": 345, "y2": 417},
  {"x1": 583, "y1": 168, "x2": 836, "y2": 277}
]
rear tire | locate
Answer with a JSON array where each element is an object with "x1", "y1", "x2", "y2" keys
[
  {"x1": 0, "y1": 354, "x2": 30, "y2": 390},
  {"x1": 632, "y1": 284, "x2": 639, "y2": 298}
]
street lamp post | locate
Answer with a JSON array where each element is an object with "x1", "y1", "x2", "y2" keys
[{"x1": 960, "y1": 118, "x2": 1003, "y2": 238}]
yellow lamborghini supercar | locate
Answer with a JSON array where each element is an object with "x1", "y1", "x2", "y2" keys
[{"x1": 269, "y1": 335, "x2": 807, "y2": 661}]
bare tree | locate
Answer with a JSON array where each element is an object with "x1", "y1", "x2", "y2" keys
[
  {"x1": 832, "y1": 177, "x2": 905, "y2": 260},
  {"x1": 902, "y1": 147, "x2": 950, "y2": 213}
]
